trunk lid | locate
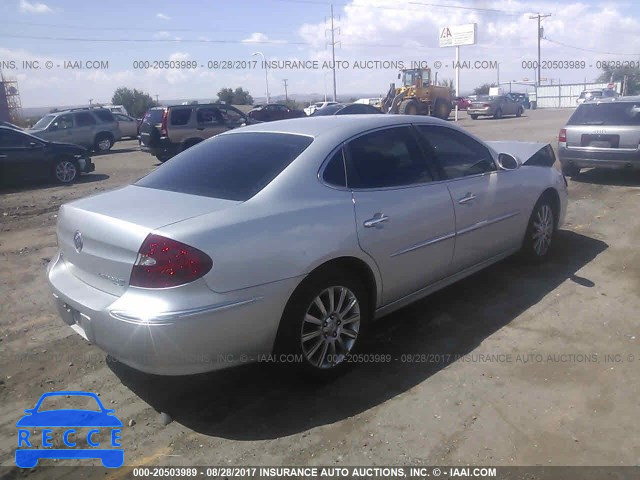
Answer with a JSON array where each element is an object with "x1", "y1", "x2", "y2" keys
[{"x1": 56, "y1": 185, "x2": 240, "y2": 296}]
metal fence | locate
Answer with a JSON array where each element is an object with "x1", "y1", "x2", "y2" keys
[{"x1": 535, "y1": 82, "x2": 622, "y2": 108}]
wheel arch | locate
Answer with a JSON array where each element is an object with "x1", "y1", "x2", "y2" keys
[
  {"x1": 541, "y1": 187, "x2": 561, "y2": 230},
  {"x1": 181, "y1": 137, "x2": 203, "y2": 150}
]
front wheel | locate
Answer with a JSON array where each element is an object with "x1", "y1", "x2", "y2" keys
[
  {"x1": 275, "y1": 269, "x2": 370, "y2": 381},
  {"x1": 94, "y1": 133, "x2": 114, "y2": 152},
  {"x1": 470, "y1": 114, "x2": 479, "y2": 120},
  {"x1": 53, "y1": 158, "x2": 78, "y2": 184},
  {"x1": 521, "y1": 195, "x2": 556, "y2": 263},
  {"x1": 434, "y1": 100, "x2": 451, "y2": 119}
]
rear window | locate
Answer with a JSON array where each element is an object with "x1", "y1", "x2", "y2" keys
[
  {"x1": 93, "y1": 109, "x2": 115, "y2": 122},
  {"x1": 145, "y1": 109, "x2": 165, "y2": 123},
  {"x1": 311, "y1": 105, "x2": 344, "y2": 116},
  {"x1": 135, "y1": 132, "x2": 313, "y2": 201},
  {"x1": 170, "y1": 108, "x2": 192, "y2": 126},
  {"x1": 568, "y1": 102, "x2": 640, "y2": 126}
]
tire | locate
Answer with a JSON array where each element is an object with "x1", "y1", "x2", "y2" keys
[
  {"x1": 155, "y1": 154, "x2": 172, "y2": 163},
  {"x1": 520, "y1": 194, "x2": 557, "y2": 263},
  {"x1": 470, "y1": 114, "x2": 479, "y2": 120},
  {"x1": 53, "y1": 158, "x2": 79, "y2": 184},
  {"x1": 493, "y1": 109, "x2": 503, "y2": 119},
  {"x1": 181, "y1": 139, "x2": 202, "y2": 152},
  {"x1": 94, "y1": 133, "x2": 114, "y2": 152},
  {"x1": 398, "y1": 99, "x2": 419, "y2": 115},
  {"x1": 434, "y1": 99, "x2": 451, "y2": 120},
  {"x1": 274, "y1": 268, "x2": 370, "y2": 381},
  {"x1": 516, "y1": 107, "x2": 523, "y2": 117},
  {"x1": 561, "y1": 165, "x2": 580, "y2": 177}
]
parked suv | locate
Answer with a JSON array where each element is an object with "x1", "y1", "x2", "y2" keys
[
  {"x1": 29, "y1": 108, "x2": 121, "y2": 152},
  {"x1": 558, "y1": 96, "x2": 640, "y2": 176},
  {"x1": 139, "y1": 103, "x2": 252, "y2": 162}
]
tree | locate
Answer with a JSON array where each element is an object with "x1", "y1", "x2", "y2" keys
[
  {"x1": 597, "y1": 65, "x2": 640, "y2": 95},
  {"x1": 473, "y1": 83, "x2": 498, "y2": 95},
  {"x1": 217, "y1": 87, "x2": 254, "y2": 105},
  {"x1": 111, "y1": 87, "x2": 156, "y2": 118}
]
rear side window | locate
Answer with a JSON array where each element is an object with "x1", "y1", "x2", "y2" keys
[
  {"x1": 93, "y1": 109, "x2": 114, "y2": 122},
  {"x1": 345, "y1": 126, "x2": 433, "y2": 188},
  {"x1": 322, "y1": 149, "x2": 346, "y2": 187},
  {"x1": 75, "y1": 112, "x2": 97, "y2": 126},
  {"x1": 135, "y1": 133, "x2": 313, "y2": 201},
  {"x1": 568, "y1": 103, "x2": 640, "y2": 126},
  {"x1": 196, "y1": 107, "x2": 223, "y2": 124},
  {"x1": 170, "y1": 108, "x2": 192, "y2": 126}
]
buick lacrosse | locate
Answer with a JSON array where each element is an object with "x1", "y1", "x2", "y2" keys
[{"x1": 48, "y1": 115, "x2": 567, "y2": 378}]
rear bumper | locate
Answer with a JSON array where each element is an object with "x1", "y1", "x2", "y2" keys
[
  {"x1": 558, "y1": 144, "x2": 640, "y2": 169},
  {"x1": 47, "y1": 252, "x2": 302, "y2": 375},
  {"x1": 139, "y1": 139, "x2": 177, "y2": 158},
  {"x1": 467, "y1": 108, "x2": 493, "y2": 116}
]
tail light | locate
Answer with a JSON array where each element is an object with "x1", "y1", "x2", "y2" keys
[
  {"x1": 160, "y1": 109, "x2": 168, "y2": 136},
  {"x1": 130, "y1": 234, "x2": 213, "y2": 288},
  {"x1": 483, "y1": 103, "x2": 490, "y2": 107},
  {"x1": 559, "y1": 128, "x2": 567, "y2": 142}
]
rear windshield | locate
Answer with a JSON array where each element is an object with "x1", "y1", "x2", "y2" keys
[
  {"x1": 145, "y1": 109, "x2": 165, "y2": 123},
  {"x1": 311, "y1": 105, "x2": 344, "y2": 116},
  {"x1": 568, "y1": 102, "x2": 640, "y2": 126},
  {"x1": 135, "y1": 132, "x2": 313, "y2": 201}
]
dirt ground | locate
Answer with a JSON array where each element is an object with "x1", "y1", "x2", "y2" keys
[{"x1": 1, "y1": 109, "x2": 639, "y2": 477}]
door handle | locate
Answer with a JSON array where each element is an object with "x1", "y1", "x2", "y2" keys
[
  {"x1": 458, "y1": 192, "x2": 476, "y2": 204},
  {"x1": 364, "y1": 213, "x2": 390, "y2": 228},
  {"x1": 196, "y1": 127, "x2": 205, "y2": 131}
]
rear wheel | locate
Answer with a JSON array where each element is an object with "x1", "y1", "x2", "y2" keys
[
  {"x1": 470, "y1": 114, "x2": 478, "y2": 120},
  {"x1": 521, "y1": 194, "x2": 556, "y2": 263},
  {"x1": 94, "y1": 133, "x2": 114, "y2": 152},
  {"x1": 155, "y1": 154, "x2": 172, "y2": 163},
  {"x1": 275, "y1": 269, "x2": 370, "y2": 381},
  {"x1": 561, "y1": 165, "x2": 580, "y2": 177},
  {"x1": 53, "y1": 158, "x2": 78, "y2": 184},
  {"x1": 398, "y1": 99, "x2": 419, "y2": 115}
]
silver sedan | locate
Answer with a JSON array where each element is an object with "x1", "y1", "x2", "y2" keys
[{"x1": 47, "y1": 115, "x2": 568, "y2": 379}]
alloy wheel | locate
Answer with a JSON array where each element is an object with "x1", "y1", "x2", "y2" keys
[
  {"x1": 300, "y1": 286, "x2": 361, "y2": 369},
  {"x1": 532, "y1": 204, "x2": 554, "y2": 256},
  {"x1": 55, "y1": 160, "x2": 77, "y2": 183}
]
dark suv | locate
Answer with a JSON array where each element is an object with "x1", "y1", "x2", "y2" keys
[{"x1": 139, "y1": 103, "x2": 252, "y2": 162}]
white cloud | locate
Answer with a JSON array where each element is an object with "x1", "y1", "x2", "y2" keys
[
  {"x1": 242, "y1": 32, "x2": 270, "y2": 44},
  {"x1": 19, "y1": 0, "x2": 52, "y2": 14},
  {"x1": 156, "y1": 12, "x2": 171, "y2": 20}
]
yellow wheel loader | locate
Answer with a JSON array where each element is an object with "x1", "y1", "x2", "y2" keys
[{"x1": 381, "y1": 68, "x2": 452, "y2": 120}]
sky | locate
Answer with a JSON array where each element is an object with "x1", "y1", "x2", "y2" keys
[{"x1": 1, "y1": 0, "x2": 639, "y2": 107}]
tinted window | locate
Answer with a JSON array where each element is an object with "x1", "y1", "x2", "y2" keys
[
  {"x1": 346, "y1": 127, "x2": 433, "y2": 189},
  {"x1": 312, "y1": 105, "x2": 345, "y2": 116},
  {"x1": 322, "y1": 149, "x2": 346, "y2": 187},
  {"x1": 417, "y1": 126, "x2": 496, "y2": 179},
  {"x1": 170, "y1": 108, "x2": 192, "y2": 126},
  {"x1": 145, "y1": 109, "x2": 165, "y2": 123},
  {"x1": 196, "y1": 107, "x2": 223, "y2": 124},
  {"x1": 218, "y1": 106, "x2": 245, "y2": 124},
  {"x1": 568, "y1": 102, "x2": 640, "y2": 126},
  {"x1": 93, "y1": 109, "x2": 114, "y2": 122},
  {"x1": 135, "y1": 133, "x2": 313, "y2": 201},
  {"x1": 337, "y1": 104, "x2": 381, "y2": 115},
  {"x1": 0, "y1": 129, "x2": 31, "y2": 147},
  {"x1": 75, "y1": 112, "x2": 97, "y2": 127},
  {"x1": 32, "y1": 114, "x2": 55, "y2": 130},
  {"x1": 524, "y1": 144, "x2": 556, "y2": 167}
]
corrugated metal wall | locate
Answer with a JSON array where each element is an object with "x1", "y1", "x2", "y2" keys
[{"x1": 536, "y1": 82, "x2": 622, "y2": 108}]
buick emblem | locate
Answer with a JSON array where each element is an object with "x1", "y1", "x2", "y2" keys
[{"x1": 73, "y1": 231, "x2": 83, "y2": 253}]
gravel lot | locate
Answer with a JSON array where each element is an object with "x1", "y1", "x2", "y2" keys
[{"x1": 1, "y1": 109, "x2": 639, "y2": 475}]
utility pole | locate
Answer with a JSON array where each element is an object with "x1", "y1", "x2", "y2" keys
[
  {"x1": 154, "y1": 94, "x2": 159, "y2": 105},
  {"x1": 283, "y1": 79, "x2": 288, "y2": 101},
  {"x1": 529, "y1": 13, "x2": 551, "y2": 87},
  {"x1": 326, "y1": 4, "x2": 340, "y2": 102}
]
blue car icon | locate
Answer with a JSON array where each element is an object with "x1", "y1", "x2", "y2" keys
[{"x1": 15, "y1": 391, "x2": 123, "y2": 468}]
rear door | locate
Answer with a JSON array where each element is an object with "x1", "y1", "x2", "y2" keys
[
  {"x1": 347, "y1": 125, "x2": 455, "y2": 304},
  {"x1": 139, "y1": 109, "x2": 165, "y2": 147},
  {"x1": 73, "y1": 112, "x2": 97, "y2": 147},
  {"x1": 166, "y1": 107, "x2": 193, "y2": 144},
  {"x1": 416, "y1": 125, "x2": 525, "y2": 270}
]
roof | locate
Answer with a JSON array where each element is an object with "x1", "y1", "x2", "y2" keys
[
  {"x1": 583, "y1": 96, "x2": 640, "y2": 104},
  {"x1": 230, "y1": 114, "x2": 450, "y2": 139}
]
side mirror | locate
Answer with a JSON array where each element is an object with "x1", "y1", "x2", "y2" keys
[{"x1": 497, "y1": 153, "x2": 519, "y2": 170}]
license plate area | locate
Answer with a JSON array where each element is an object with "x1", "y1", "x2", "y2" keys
[
  {"x1": 581, "y1": 134, "x2": 620, "y2": 148},
  {"x1": 56, "y1": 299, "x2": 91, "y2": 341}
]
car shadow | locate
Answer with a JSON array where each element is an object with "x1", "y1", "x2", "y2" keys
[
  {"x1": 571, "y1": 168, "x2": 640, "y2": 186},
  {"x1": 109, "y1": 230, "x2": 607, "y2": 440},
  {"x1": 93, "y1": 147, "x2": 140, "y2": 156},
  {"x1": 0, "y1": 174, "x2": 109, "y2": 193}
]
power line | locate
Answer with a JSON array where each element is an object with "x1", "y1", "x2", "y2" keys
[{"x1": 543, "y1": 37, "x2": 640, "y2": 56}]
